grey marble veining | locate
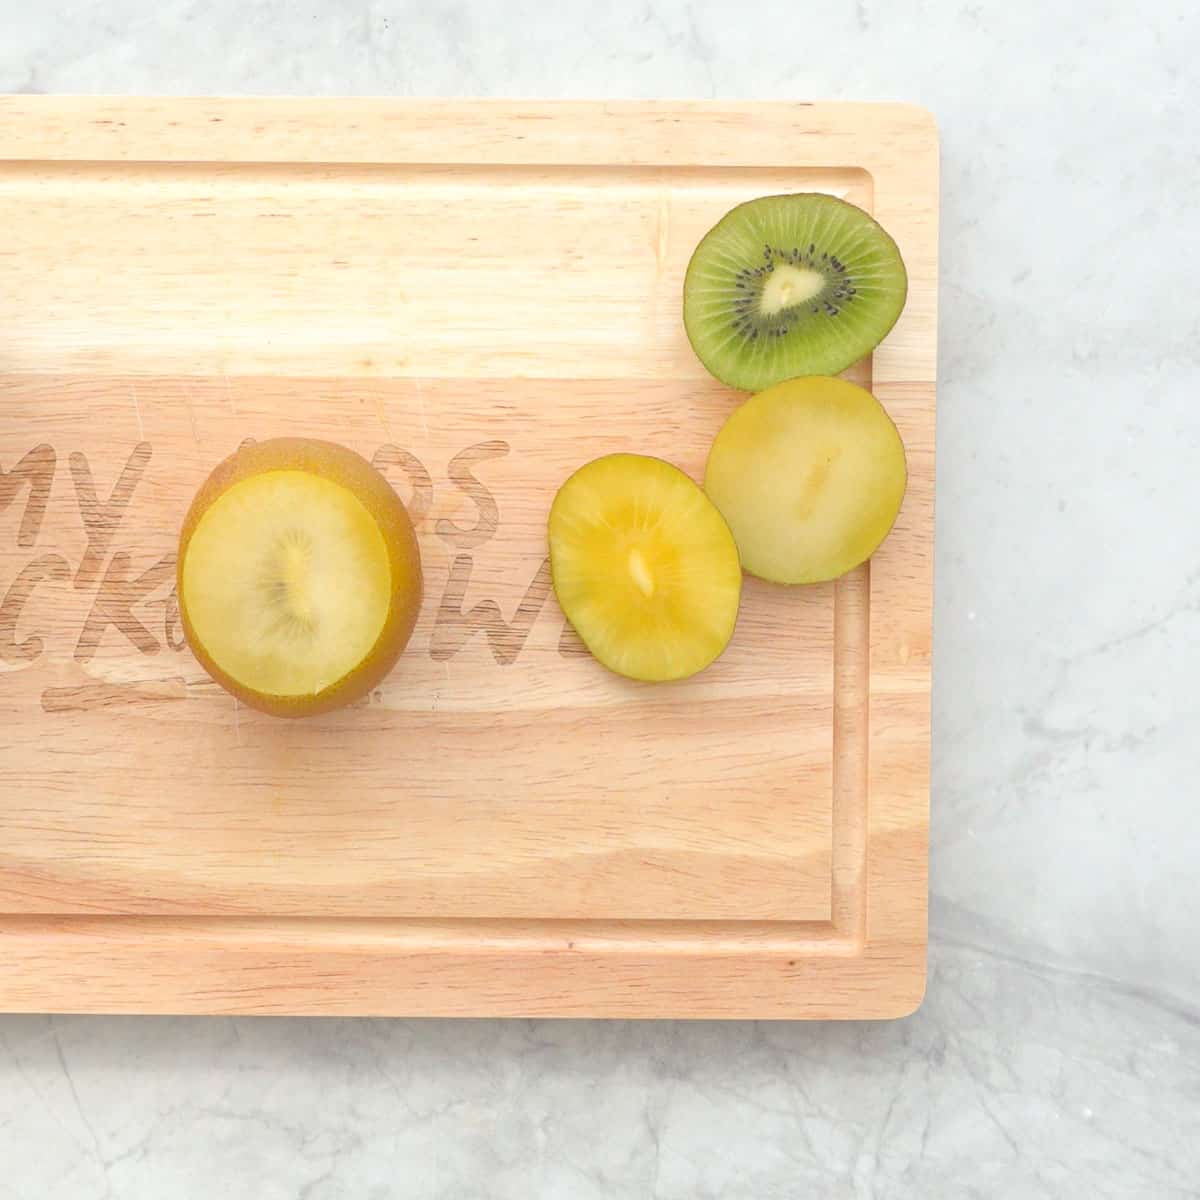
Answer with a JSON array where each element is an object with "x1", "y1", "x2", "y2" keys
[{"x1": 2, "y1": 1, "x2": 1199, "y2": 1197}]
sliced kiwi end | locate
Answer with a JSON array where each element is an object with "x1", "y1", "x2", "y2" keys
[{"x1": 683, "y1": 193, "x2": 908, "y2": 391}]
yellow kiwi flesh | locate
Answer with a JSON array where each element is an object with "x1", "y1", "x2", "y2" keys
[
  {"x1": 549, "y1": 454, "x2": 742, "y2": 682},
  {"x1": 178, "y1": 438, "x2": 422, "y2": 717},
  {"x1": 704, "y1": 377, "x2": 907, "y2": 585}
]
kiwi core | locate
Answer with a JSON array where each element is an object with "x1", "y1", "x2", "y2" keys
[
  {"x1": 277, "y1": 533, "x2": 316, "y2": 628},
  {"x1": 627, "y1": 547, "x2": 656, "y2": 597},
  {"x1": 182, "y1": 469, "x2": 392, "y2": 697},
  {"x1": 760, "y1": 264, "x2": 825, "y2": 316}
]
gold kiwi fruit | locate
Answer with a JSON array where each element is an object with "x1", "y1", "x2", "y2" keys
[{"x1": 178, "y1": 437, "x2": 423, "y2": 717}]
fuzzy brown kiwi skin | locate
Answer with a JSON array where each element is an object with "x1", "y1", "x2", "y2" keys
[{"x1": 177, "y1": 437, "x2": 423, "y2": 718}]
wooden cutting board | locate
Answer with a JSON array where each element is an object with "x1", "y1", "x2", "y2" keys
[{"x1": 0, "y1": 98, "x2": 937, "y2": 1018}]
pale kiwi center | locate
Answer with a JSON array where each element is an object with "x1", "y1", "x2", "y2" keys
[
  {"x1": 759, "y1": 264, "x2": 826, "y2": 316},
  {"x1": 627, "y1": 546, "x2": 656, "y2": 597},
  {"x1": 277, "y1": 532, "x2": 316, "y2": 627}
]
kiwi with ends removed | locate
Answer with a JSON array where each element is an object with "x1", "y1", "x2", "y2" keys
[
  {"x1": 178, "y1": 437, "x2": 423, "y2": 717},
  {"x1": 683, "y1": 193, "x2": 907, "y2": 391},
  {"x1": 549, "y1": 453, "x2": 742, "y2": 683},
  {"x1": 704, "y1": 376, "x2": 907, "y2": 585}
]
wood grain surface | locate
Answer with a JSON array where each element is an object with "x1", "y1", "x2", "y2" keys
[{"x1": 0, "y1": 98, "x2": 937, "y2": 1018}]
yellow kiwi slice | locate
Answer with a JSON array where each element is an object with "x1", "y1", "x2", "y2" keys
[
  {"x1": 704, "y1": 377, "x2": 907, "y2": 584},
  {"x1": 549, "y1": 454, "x2": 742, "y2": 682},
  {"x1": 178, "y1": 438, "x2": 422, "y2": 717}
]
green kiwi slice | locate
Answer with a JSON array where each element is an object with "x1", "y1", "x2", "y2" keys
[{"x1": 683, "y1": 193, "x2": 908, "y2": 391}]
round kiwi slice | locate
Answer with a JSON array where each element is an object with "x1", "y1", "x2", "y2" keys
[
  {"x1": 704, "y1": 376, "x2": 907, "y2": 585},
  {"x1": 548, "y1": 454, "x2": 742, "y2": 683},
  {"x1": 683, "y1": 193, "x2": 907, "y2": 391}
]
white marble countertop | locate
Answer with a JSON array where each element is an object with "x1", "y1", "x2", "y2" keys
[{"x1": 2, "y1": 2, "x2": 1197, "y2": 1197}]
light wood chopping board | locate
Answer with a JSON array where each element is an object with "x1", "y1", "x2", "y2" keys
[{"x1": 0, "y1": 98, "x2": 937, "y2": 1017}]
